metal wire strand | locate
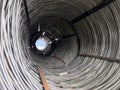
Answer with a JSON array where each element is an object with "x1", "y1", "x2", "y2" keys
[{"x1": 1, "y1": 0, "x2": 120, "y2": 90}]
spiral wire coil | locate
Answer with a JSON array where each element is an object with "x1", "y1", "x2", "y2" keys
[{"x1": 1, "y1": 0, "x2": 120, "y2": 90}]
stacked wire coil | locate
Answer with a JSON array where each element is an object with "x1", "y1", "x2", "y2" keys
[{"x1": 1, "y1": 0, "x2": 120, "y2": 90}]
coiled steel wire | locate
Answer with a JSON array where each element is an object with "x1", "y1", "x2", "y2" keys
[{"x1": 1, "y1": 0, "x2": 120, "y2": 90}]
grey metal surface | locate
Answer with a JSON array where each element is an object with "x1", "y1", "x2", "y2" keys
[{"x1": 1, "y1": 0, "x2": 120, "y2": 90}]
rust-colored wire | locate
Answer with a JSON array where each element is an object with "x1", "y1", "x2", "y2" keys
[{"x1": 37, "y1": 65, "x2": 49, "y2": 90}]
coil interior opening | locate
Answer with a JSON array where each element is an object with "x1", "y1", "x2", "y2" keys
[{"x1": 1, "y1": 0, "x2": 120, "y2": 90}]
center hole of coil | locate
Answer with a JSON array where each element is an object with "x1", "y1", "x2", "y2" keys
[{"x1": 35, "y1": 37, "x2": 49, "y2": 51}]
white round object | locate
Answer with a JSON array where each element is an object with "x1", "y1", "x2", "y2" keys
[{"x1": 35, "y1": 37, "x2": 48, "y2": 51}]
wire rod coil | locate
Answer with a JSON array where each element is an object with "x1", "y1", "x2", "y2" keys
[{"x1": 1, "y1": 0, "x2": 120, "y2": 90}]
